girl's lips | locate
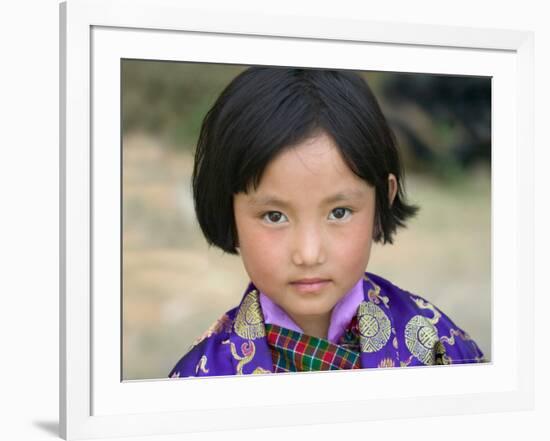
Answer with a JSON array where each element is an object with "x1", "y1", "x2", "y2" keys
[{"x1": 290, "y1": 279, "x2": 331, "y2": 293}]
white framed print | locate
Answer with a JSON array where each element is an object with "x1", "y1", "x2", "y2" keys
[{"x1": 60, "y1": 0, "x2": 534, "y2": 439}]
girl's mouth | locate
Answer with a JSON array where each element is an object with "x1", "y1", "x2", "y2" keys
[{"x1": 290, "y1": 278, "x2": 331, "y2": 293}]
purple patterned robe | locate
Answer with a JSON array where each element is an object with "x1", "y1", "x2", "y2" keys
[{"x1": 169, "y1": 273, "x2": 485, "y2": 378}]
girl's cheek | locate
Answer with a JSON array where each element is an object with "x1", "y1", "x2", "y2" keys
[
  {"x1": 260, "y1": 230, "x2": 287, "y2": 257},
  {"x1": 245, "y1": 232, "x2": 286, "y2": 281},
  {"x1": 333, "y1": 220, "x2": 374, "y2": 259},
  {"x1": 246, "y1": 224, "x2": 286, "y2": 255}
]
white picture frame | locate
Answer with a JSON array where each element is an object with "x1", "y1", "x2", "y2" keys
[{"x1": 60, "y1": 0, "x2": 534, "y2": 439}]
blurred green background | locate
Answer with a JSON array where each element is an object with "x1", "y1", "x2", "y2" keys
[{"x1": 122, "y1": 61, "x2": 491, "y2": 380}]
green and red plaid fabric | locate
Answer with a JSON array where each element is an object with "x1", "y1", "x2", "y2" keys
[{"x1": 265, "y1": 322, "x2": 361, "y2": 372}]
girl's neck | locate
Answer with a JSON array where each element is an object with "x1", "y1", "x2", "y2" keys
[{"x1": 289, "y1": 312, "x2": 331, "y2": 340}]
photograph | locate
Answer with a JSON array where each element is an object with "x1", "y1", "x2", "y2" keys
[
  {"x1": 121, "y1": 61, "x2": 491, "y2": 380},
  {"x1": 59, "y1": 2, "x2": 536, "y2": 439}
]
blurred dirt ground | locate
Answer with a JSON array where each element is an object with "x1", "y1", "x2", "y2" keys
[{"x1": 122, "y1": 133, "x2": 491, "y2": 380}]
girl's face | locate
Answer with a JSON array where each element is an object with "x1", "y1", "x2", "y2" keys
[{"x1": 233, "y1": 132, "x2": 382, "y2": 338}]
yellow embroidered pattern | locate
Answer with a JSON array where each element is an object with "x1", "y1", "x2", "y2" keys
[
  {"x1": 404, "y1": 295, "x2": 451, "y2": 365},
  {"x1": 227, "y1": 340, "x2": 257, "y2": 375},
  {"x1": 364, "y1": 275, "x2": 390, "y2": 309},
  {"x1": 440, "y1": 328, "x2": 472, "y2": 345},
  {"x1": 411, "y1": 297, "x2": 441, "y2": 325},
  {"x1": 404, "y1": 315, "x2": 439, "y2": 365},
  {"x1": 434, "y1": 341, "x2": 450, "y2": 365},
  {"x1": 378, "y1": 357, "x2": 396, "y2": 368},
  {"x1": 195, "y1": 355, "x2": 209, "y2": 374},
  {"x1": 400, "y1": 355, "x2": 413, "y2": 367},
  {"x1": 234, "y1": 289, "x2": 265, "y2": 340},
  {"x1": 358, "y1": 301, "x2": 391, "y2": 352}
]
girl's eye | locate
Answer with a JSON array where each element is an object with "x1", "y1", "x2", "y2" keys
[
  {"x1": 328, "y1": 207, "x2": 352, "y2": 221},
  {"x1": 262, "y1": 211, "x2": 288, "y2": 224}
]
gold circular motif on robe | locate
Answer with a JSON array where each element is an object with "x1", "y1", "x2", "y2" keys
[
  {"x1": 234, "y1": 290, "x2": 266, "y2": 340},
  {"x1": 404, "y1": 315, "x2": 440, "y2": 365},
  {"x1": 358, "y1": 301, "x2": 391, "y2": 353}
]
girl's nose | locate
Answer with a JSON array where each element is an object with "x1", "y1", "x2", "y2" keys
[{"x1": 291, "y1": 224, "x2": 326, "y2": 267}]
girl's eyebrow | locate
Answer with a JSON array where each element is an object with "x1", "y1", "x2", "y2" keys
[
  {"x1": 323, "y1": 190, "x2": 367, "y2": 204},
  {"x1": 249, "y1": 190, "x2": 367, "y2": 208},
  {"x1": 248, "y1": 195, "x2": 291, "y2": 209}
]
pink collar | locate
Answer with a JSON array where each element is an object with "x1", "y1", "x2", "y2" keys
[{"x1": 258, "y1": 277, "x2": 364, "y2": 344}]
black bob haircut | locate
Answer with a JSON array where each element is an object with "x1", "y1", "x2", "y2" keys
[{"x1": 192, "y1": 66, "x2": 418, "y2": 255}]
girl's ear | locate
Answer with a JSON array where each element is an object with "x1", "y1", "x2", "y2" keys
[{"x1": 388, "y1": 173, "x2": 398, "y2": 207}]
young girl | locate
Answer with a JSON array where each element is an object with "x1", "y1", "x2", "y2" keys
[{"x1": 169, "y1": 67, "x2": 485, "y2": 377}]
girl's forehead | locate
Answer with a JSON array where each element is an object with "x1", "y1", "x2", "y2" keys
[
  {"x1": 263, "y1": 134, "x2": 355, "y2": 180},
  {"x1": 244, "y1": 139, "x2": 373, "y2": 206}
]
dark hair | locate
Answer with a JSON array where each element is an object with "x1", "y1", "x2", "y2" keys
[{"x1": 192, "y1": 66, "x2": 418, "y2": 254}]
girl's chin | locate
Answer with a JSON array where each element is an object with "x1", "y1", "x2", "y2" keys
[{"x1": 285, "y1": 304, "x2": 333, "y2": 320}]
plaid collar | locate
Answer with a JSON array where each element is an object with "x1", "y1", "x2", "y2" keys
[{"x1": 265, "y1": 317, "x2": 361, "y2": 372}]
